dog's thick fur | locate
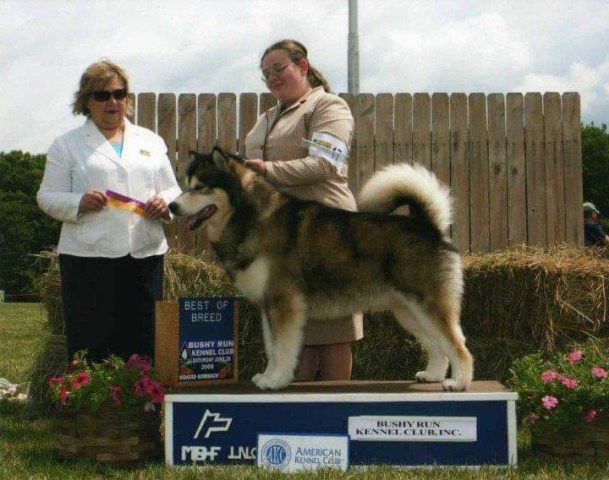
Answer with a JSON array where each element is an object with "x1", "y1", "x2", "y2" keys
[{"x1": 169, "y1": 147, "x2": 473, "y2": 391}]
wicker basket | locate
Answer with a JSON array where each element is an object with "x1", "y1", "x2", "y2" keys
[
  {"x1": 532, "y1": 416, "x2": 609, "y2": 458},
  {"x1": 56, "y1": 405, "x2": 161, "y2": 464}
]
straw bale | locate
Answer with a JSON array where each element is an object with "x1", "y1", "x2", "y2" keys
[{"x1": 33, "y1": 245, "x2": 609, "y2": 393}]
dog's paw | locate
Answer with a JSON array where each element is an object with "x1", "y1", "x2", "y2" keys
[
  {"x1": 441, "y1": 379, "x2": 469, "y2": 392},
  {"x1": 415, "y1": 370, "x2": 444, "y2": 383},
  {"x1": 251, "y1": 373, "x2": 266, "y2": 386},
  {"x1": 254, "y1": 371, "x2": 292, "y2": 391}
]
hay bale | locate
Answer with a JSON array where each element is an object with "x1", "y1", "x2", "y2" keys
[
  {"x1": 34, "y1": 245, "x2": 609, "y2": 390},
  {"x1": 27, "y1": 334, "x2": 67, "y2": 409},
  {"x1": 35, "y1": 251, "x2": 64, "y2": 336}
]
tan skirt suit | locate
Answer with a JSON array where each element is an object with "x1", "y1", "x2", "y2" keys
[{"x1": 244, "y1": 86, "x2": 364, "y2": 345}]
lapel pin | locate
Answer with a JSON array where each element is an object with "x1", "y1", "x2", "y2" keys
[{"x1": 140, "y1": 149, "x2": 151, "y2": 157}]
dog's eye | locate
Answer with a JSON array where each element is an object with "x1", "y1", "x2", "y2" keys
[{"x1": 193, "y1": 185, "x2": 206, "y2": 191}]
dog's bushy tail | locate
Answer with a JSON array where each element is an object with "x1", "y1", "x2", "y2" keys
[{"x1": 357, "y1": 163, "x2": 452, "y2": 240}]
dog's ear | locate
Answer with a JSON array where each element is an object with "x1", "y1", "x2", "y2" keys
[
  {"x1": 224, "y1": 150, "x2": 245, "y2": 165},
  {"x1": 211, "y1": 148, "x2": 230, "y2": 172}
]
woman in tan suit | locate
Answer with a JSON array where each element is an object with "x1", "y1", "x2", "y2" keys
[{"x1": 244, "y1": 39, "x2": 363, "y2": 381}]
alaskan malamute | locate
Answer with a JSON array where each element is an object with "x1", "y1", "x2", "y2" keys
[{"x1": 169, "y1": 147, "x2": 473, "y2": 391}]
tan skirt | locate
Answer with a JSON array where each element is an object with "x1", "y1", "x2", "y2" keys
[{"x1": 302, "y1": 313, "x2": 364, "y2": 346}]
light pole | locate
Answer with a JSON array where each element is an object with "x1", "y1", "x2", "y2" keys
[{"x1": 348, "y1": 0, "x2": 360, "y2": 95}]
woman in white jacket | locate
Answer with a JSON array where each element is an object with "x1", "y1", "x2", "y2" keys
[{"x1": 37, "y1": 59, "x2": 181, "y2": 362}]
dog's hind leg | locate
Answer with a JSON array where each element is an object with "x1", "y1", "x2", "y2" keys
[
  {"x1": 251, "y1": 310, "x2": 275, "y2": 385},
  {"x1": 392, "y1": 300, "x2": 448, "y2": 383},
  {"x1": 431, "y1": 298, "x2": 473, "y2": 391},
  {"x1": 252, "y1": 290, "x2": 307, "y2": 390}
]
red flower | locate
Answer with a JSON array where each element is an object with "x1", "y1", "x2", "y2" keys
[
  {"x1": 150, "y1": 379, "x2": 165, "y2": 404},
  {"x1": 70, "y1": 370, "x2": 91, "y2": 389},
  {"x1": 133, "y1": 375, "x2": 155, "y2": 397},
  {"x1": 59, "y1": 387, "x2": 69, "y2": 406},
  {"x1": 48, "y1": 376, "x2": 64, "y2": 387},
  {"x1": 126, "y1": 354, "x2": 151, "y2": 373},
  {"x1": 110, "y1": 385, "x2": 122, "y2": 406},
  {"x1": 583, "y1": 409, "x2": 598, "y2": 423}
]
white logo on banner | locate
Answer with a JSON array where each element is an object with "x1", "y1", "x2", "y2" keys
[
  {"x1": 348, "y1": 416, "x2": 477, "y2": 442},
  {"x1": 181, "y1": 445, "x2": 221, "y2": 462},
  {"x1": 193, "y1": 409, "x2": 233, "y2": 439},
  {"x1": 258, "y1": 434, "x2": 349, "y2": 472}
]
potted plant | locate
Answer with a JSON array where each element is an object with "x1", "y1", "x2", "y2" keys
[
  {"x1": 509, "y1": 339, "x2": 609, "y2": 458},
  {"x1": 48, "y1": 352, "x2": 165, "y2": 464}
]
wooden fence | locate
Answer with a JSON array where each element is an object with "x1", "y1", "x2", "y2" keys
[{"x1": 130, "y1": 91, "x2": 584, "y2": 253}]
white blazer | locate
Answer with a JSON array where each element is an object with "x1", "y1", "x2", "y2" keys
[{"x1": 37, "y1": 118, "x2": 182, "y2": 258}]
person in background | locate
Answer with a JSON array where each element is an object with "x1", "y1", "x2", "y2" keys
[
  {"x1": 244, "y1": 39, "x2": 363, "y2": 381},
  {"x1": 37, "y1": 59, "x2": 181, "y2": 362},
  {"x1": 584, "y1": 201, "x2": 609, "y2": 247}
]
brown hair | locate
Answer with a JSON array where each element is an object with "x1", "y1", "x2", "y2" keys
[
  {"x1": 261, "y1": 39, "x2": 330, "y2": 93},
  {"x1": 71, "y1": 59, "x2": 134, "y2": 117}
]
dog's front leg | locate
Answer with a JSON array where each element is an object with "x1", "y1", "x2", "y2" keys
[
  {"x1": 251, "y1": 309, "x2": 275, "y2": 385},
  {"x1": 252, "y1": 291, "x2": 306, "y2": 390}
]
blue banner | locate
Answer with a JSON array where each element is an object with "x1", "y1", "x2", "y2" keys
[
  {"x1": 169, "y1": 399, "x2": 512, "y2": 466},
  {"x1": 178, "y1": 298, "x2": 235, "y2": 382}
]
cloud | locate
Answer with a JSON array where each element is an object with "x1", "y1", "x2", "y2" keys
[{"x1": 1, "y1": 0, "x2": 609, "y2": 153}]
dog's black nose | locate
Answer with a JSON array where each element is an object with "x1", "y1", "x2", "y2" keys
[{"x1": 169, "y1": 202, "x2": 179, "y2": 215}]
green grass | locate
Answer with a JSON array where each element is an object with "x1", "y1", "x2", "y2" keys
[
  {"x1": 2, "y1": 303, "x2": 609, "y2": 479},
  {"x1": 0, "y1": 302, "x2": 49, "y2": 383}
]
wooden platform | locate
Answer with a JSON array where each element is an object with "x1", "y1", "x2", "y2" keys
[
  {"x1": 165, "y1": 380, "x2": 518, "y2": 467},
  {"x1": 171, "y1": 380, "x2": 510, "y2": 395}
]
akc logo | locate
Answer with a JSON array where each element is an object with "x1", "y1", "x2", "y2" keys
[{"x1": 260, "y1": 439, "x2": 291, "y2": 470}]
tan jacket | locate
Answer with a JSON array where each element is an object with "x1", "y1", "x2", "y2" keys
[
  {"x1": 245, "y1": 86, "x2": 363, "y2": 346},
  {"x1": 245, "y1": 86, "x2": 357, "y2": 211}
]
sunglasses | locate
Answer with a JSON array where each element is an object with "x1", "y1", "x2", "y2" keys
[
  {"x1": 261, "y1": 63, "x2": 289, "y2": 83},
  {"x1": 90, "y1": 88, "x2": 128, "y2": 102}
]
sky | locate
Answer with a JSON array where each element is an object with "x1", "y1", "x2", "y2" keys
[{"x1": 2, "y1": 0, "x2": 609, "y2": 154}]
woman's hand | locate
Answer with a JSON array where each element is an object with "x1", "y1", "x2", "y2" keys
[
  {"x1": 244, "y1": 158, "x2": 266, "y2": 176},
  {"x1": 144, "y1": 195, "x2": 169, "y2": 220},
  {"x1": 78, "y1": 189, "x2": 107, "y2": 214}
]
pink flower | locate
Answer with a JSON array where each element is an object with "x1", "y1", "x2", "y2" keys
[
  {"x1": 133, "y1": 375, "x2": 154, "y2": 397},
  {"x1": 48, "y1": 376, "x2": 64, "y2": 387},
  {"x1": 110, "y1": 385, "x2": 122, "y2": 406},
  {"x1": 567, "y1": 350, "x2": 583, "y2": 365},
  {"x1": 522, "y1": 413, "x2": 540, "y2": 427},
  {"x1": 149, "y1": 380, "x2": 165, "y2": 404},
  {"x1": 583, "y1": 409, "x2": 598, "y2": 423},
  {"x1": 542, "y1": 395, "x2": 559, "y2": 410},
  {"x1": 541, "y1": 370, "x2": 558, "y2": 383},
  {"x1": 70, "y1": 370, "x2": 91, "y2": 389},
  {"x1": 59, "y1": 387, "x2": 69, "y2": 405},
  {"x1": 557, "y1": 374, "x2": 578, "y2": 389},
  {"x1": 592, "y1": 366, "x2": 608, "y2": 379},
  {"x1": 126, "y1": 354, "x2": 151, "y2": 373}
]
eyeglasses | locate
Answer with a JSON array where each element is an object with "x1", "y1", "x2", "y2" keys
[
  {"x1": 261, "y1": 63, "x2": 289, "y2": 83},
  {"x1": 89, "y1": 88, "x2": 128, "y2": 102}
]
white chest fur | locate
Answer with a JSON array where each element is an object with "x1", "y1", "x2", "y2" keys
[{"x1": 234, "y1": 257, "x2": 270, "y2": 302}]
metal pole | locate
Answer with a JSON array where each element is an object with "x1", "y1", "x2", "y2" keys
[{"x1": 348, "y1": 0, "x2": 360, "y2": 95}]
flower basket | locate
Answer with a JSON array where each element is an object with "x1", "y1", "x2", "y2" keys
[
  {"x1": 509, "y1": 339, "x2": 609, "y2": 459},
  {"x1": 48, "y1": 352, "x2": 166, "y2": 464},
  {"x1": 56, "y1": 405, "x2": 161, "y2": 463},
  {"x1": 532, "y1": 414, "x2": 609, "y2": 458}
]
